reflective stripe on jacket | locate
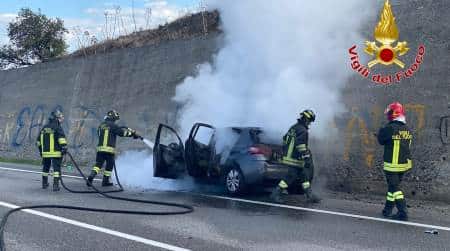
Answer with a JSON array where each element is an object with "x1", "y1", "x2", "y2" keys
[
  {"x1": 280, "y1": 121, "x2": 309, "y2": 168},
  {"x1": 377, "y1": 120, "x2": 413, "y2": 172},
  {"x1": 36, "y1": 120, "x2": 67, "y2": 158},
  {"x1": 96, "y1": 120, "x2": 134, "y2": 154}
]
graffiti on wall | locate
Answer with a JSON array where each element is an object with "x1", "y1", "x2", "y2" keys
[
  {"x1": 0, "y1": 104, "x2": 156, "y2": 155},
  {"x1": 441, "y1": 116, "x2": 450, "y2": 145},
  {"x1": 69, "y1": 106, "x2": 101, "y2": 149},
  {"x1": 343, "y1": 103, "x2": 426, "y2": 167},
  {"x1": 0, "y1": 113, "x2": 15, "y2": 150},
  {"x1": 11, "y1": 105, "x2": 47, "y2": 147},
  {"x1": 0, "y1": 105, "x2": 101, "y2": 152}
]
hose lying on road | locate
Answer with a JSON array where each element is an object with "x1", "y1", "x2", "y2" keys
[{"x1": 0, "y1": 151, "x2": 194, "y2": 251}]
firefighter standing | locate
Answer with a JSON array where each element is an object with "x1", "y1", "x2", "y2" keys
[
  {"x1": 377, "y1": 102, "x2": 412, "y2": 221},
  {"x1": 87, "y1": 110, "x2": 142, "y2": 187},
  {"x1": 36, "y1": 110, "x2": 68, "y2": 191},
  {"x1": 271, "y1": 110, "x2": 320, "y2": 203}
]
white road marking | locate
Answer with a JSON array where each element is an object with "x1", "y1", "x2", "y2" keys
[
  {"x1": 0, "y1": 166, "x2": 102, "y2": 181},
  {"x1": 1, "y1": 165, "x2": 450, "y2": 232},
  {"x1": 0, "y1": 201, "x2": 190, "y2": 251},
  {"x1": 198, "y1": 194, "x2": 450, "y2": 232}
]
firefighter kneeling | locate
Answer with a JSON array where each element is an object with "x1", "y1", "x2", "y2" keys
[
  {"x1": 271, "y1": 110, "x2": 320, "y2": 203},
  {"x1": 36, "y1": 110, "x2": 68, "y2": 191},
  {"x1": 87, "y1": 110, "x2": 143, "y2": 187}
]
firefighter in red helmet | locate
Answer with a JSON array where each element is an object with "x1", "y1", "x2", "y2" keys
[{"x1": 377, "y1": 102, "x2": 412, "y2": 221}]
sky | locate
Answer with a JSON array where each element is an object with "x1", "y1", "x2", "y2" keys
[{"x1": 0, "y1": 0, "x2": 201, "y2": 52}]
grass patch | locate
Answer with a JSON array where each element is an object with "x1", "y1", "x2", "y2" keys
[{"x1": 0, "y1": 157, "x2": 41, "y2": 166}]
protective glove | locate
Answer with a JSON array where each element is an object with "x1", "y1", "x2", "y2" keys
[
  {"x1": 127, "y1": 128, "x2": 136, "y2": 137},
  {"x1": 299, "y1": 150, "x2": 312, "y2": 167},
  {"x1": 133, "y1": 132, "x2": 143, "y2": 140},
  {"x1": 300, "y1": 149, "x2": 311, "y2": 160},
  {"x1": 61, "y1": 146, "x2": 68, "y2": 155},
  {"x1": 36, "y1": 145, "x2": 42, "y2": 157}
]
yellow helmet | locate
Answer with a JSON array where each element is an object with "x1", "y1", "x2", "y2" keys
[
  {"x1": 300, "y1": 110, "x2": 316, "y2": 122},
  {"x1": 106, "y1": 110, "x2": 120, "y2": 121}
]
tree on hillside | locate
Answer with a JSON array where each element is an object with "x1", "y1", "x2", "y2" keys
[{"x1": 0, "y1": 8, "x2": 68, "y2": 69}]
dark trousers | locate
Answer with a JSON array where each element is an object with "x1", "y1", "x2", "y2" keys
[
  {"x1": 385, "y1": 171, "x2": 404, "y2": 193},
  {"x1": 384, "y1": 171, "x2": 407, "y2": 214},
  {"x1": 42, "y1": 157, "x2": 62, "y2": 177},
  {"x1": 92, "y1": 152, "x2": 115, "y2": 177},
  {"x1": 278, "y1": 159, "x2": 314, "y2": 190}
]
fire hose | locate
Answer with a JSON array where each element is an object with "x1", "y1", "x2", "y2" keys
[{"x1": 0, "y1": 151, "x2": 194, "y2": 251}]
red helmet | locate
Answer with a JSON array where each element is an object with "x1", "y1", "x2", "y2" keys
[{"x1": 385, "y1": 102, "x2": 405, "y2": 121}]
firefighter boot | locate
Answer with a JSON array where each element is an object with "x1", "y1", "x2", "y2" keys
[
  {"x1": 382, "y1": 201, "x2": 395, "y2": 218},
  {"x1": 304, "y1": 187, "x2": 321, "y2": 203},
  {"x1": 270, "y1": 187, "x2": 288, "y2": 203},
  {"x1": 53, "y1": 177, "x2": 60, "y2": 192},
  {"x1": 102, "y1": 176, "x2": 114, "y2": 187},
  {"x1": 392, "y1": 199, "x2": 408, "y2": 221},
  {"x1": 42, "y1": 176, "x2": 49, "y2": 189},
  {"x1": 86, "y1": 171, "x2": 96, "y2": 187}
]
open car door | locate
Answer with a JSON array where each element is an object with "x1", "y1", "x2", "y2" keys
[
  {"x1": 153, "y1": 124, "x2": 186, "y2": 179},
  {"x1": 185, "y1": 123, "x2": 216, "y2": 178}
]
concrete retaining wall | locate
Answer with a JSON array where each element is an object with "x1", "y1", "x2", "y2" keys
[
  {"x1": 0, "y1": 0, "x2": 448, "y2": 201},
  {"x1": 0, "y1": 33, "x2": 221, "y2": 164}
]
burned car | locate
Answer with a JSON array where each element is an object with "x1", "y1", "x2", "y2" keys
[{"x1": 153, "y1": 123, "x2": 303, "y2": 195}]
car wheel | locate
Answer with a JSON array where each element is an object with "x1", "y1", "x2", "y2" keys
[{"x1": 225, "y1": 167, "x2": 246, "y2": 195}]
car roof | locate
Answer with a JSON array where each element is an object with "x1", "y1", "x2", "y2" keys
[{"x1": 230, "y1": 127, "x2": 261, "y2": 130}]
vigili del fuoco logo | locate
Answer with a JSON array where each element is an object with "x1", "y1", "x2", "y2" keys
[{"x1": 348, "y1": 0, "x2": 425, "y2": 85}]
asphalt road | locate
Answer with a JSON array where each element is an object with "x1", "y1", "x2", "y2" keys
[{"x1": 0, "y1": 163, "x2": 449, "y2": 251}]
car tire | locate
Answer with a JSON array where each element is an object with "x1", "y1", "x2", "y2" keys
[{"x1": 224, "y1": 166, "x2": 246, "y2": 195}]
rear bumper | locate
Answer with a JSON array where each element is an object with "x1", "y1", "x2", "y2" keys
[
  {"x1": 263, "y1": 162, "x2": 290, "y2": 181},
  {"x1": 233, "y1": 157, "x2": 290, "y2": 186}
]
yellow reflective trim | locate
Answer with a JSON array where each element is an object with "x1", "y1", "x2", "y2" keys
[
  {"x1": 278, "y1": 180, "x2": 288, "y2": 189},
  {"x1": 281, "y1": 157, "x2": 304, "y2": 166},
  {"x1": 58, "y1": 138, "x2": 67, "y2": 145},
  {"x1": 303, "y1": 112, "x2": 311, "y2": 119},
  {"x1": 384, "y1": 159, "x2": 412, "y2": 172},
  {"x1": 50, "y1": 133, "x2": 55, "y2": 153},
  {"x1": 302, "y1": 181, "x2": 310, "y2": 189},
  {"x1": 386, "y1": 194, "x2": 395, "y2": 202},
  {"x1": 393, "y1": 191, "x2": 404, "y2": 200},
  {"x1": 42, "y1": 172, "x2": 49, "y2": 177},
  {"x1": 42, "y1": 152, "x2": 62, "y2": 158},
  {"x1": 93, "y1": 166, "x2": 101, "y2": 174},
  {"x1": 392, "y1": 139, "x2": 400, "y2": 165},
  {"x1": 103, "y1": 129, "x2": 109, "y2": 147},
  {"x1": 40, "y1": 133, "x2": 44, "y2": 153},
  {"x1": 97, "y1": 146, "x2": 115, "y2": 153},
  {"x1": 287, "y1": 136, "x2": 295, "y2": 159},
  {"x1": 296, "y1": 144, "x2": 307, "y2": 151},
  {"x1": 395, "y1": 195, "x2": 404, "y2": 200},
  {"x1": 53, "y1": 172, "x2": 60, "y2": 178},
  {"x1": 104, "y1": 171, "x2": 112, "y2": 177}
]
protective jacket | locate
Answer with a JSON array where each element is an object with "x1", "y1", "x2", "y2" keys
[
  {"x1": 36, "y1": 120, "x2": 67, "y2": 158},
  {"x1": 96, "y1": 119, "x2": 135, "y2": 154},
  {"x1": 281, "y1": 120, "x2": 310, "y2": 167},
  {"x1": 377, "y1": 120, "x2": 412, "y2": 172}
]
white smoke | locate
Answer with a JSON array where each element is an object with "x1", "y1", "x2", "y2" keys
[
  {"x1": 174, "y1": 1, "x2": 376, "y2": 139},
  {"x1": 115, "y1": 149, "x2": 222, "y2": 192},
  {"x1": 114, "y1": 150, "x2": 195, "y2": 191}
]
